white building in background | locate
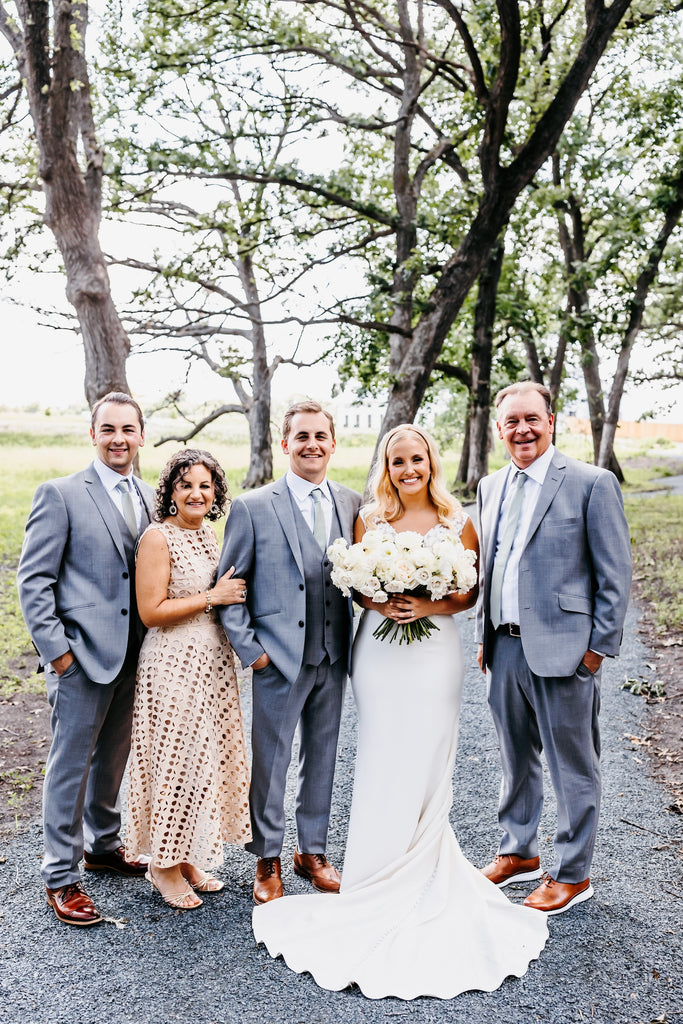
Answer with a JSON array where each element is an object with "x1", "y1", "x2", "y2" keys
[
  {"x1": 332, "y1": 390, "x2": 441, "y2": 436},
  {"x1": 338, "y1": 403, "x2": 383, "y2": 433}
]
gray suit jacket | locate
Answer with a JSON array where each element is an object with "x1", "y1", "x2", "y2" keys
[
  {"x1": 17, "y1": 462, "x2": 156, "y2": 684},
  {"x1": 219, "y1": 477, "x2": 361, "y2": 682},
  {"x1": 475, "y1": 449, "x2": 632, "y2": 677}
]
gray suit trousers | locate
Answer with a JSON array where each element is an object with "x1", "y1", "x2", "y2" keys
[
  {"x1": 487, "y1": 631, "x2": 601, "y2": 883},
  {"x1": 42, "y1": 658, "x2": 137, "y2": 888},
  {"x1": 247, "y1": 656, "x2": 346, "y2": 858}
]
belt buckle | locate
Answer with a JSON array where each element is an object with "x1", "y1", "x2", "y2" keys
[{"x1": 508, "y1": 623, "x2": 521, "y2": 637}]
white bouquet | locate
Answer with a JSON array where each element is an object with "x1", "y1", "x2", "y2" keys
[{"x1": 327, "y1": 528, "x2": 477, "y2": 644}]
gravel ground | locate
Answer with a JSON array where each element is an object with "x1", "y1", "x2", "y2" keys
[{"x1": 1, "y1": 603, "x2": 682, "y2": 1024}]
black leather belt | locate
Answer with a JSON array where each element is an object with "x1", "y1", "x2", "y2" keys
[{"x1": 497, "y1": 623, "x2": 521, "y2": 637}]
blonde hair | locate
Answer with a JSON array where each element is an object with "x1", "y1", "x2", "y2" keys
[{"x1": 364, "y1": 424, "x2": 462, "y2": 528}]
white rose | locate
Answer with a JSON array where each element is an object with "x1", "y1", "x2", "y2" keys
[
  {"x1": 330, "y1": 568, "x2": 352, "y2": 596},
  {"x1": 327, "y1": 537, "x2": 350, "y2": 561},
  {"x1": 395, "y1": 530, "x2": 424, "y2": 553},
  {"x1": 345, "y1": 545, "x2": 373, "y2": 572},
  {"x1": 360, "y1": 529, "x2": 385, "y2": 550},
  {"x1": 393, "y1": 558, "x2": 418, "y2": 587}
]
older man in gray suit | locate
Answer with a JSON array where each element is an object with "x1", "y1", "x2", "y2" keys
[
  {"x1": 219, "y1": 400, "x2": 361, "y2": 904},
  {"x1": 18, "y1": 393, "x2": 155, "y2": 926},
  {"x1": 476, "y1": 382, "x2": 631, "y2": 915}
]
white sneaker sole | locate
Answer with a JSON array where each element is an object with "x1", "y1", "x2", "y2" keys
[
  {"x1": 496, "y1": 868, "x2": 543, "y2": 888},
  {"x1": 544, "y1": 883, "x2": 594, "y2": 915}
]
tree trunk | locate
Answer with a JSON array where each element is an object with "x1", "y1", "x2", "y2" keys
[
  {"x1": 455, "y1": 414, "x2": 471, "y2": 486},
  {"x1": 553, "y1": 174, "x2": 613, "y2": 468},
  {"x1": 3, "y1": 1, "x2": 132, "y2": 406},
  {"x1": 244, "y1": 394, "x2": 273, "y2": 489},
  {"x1": 236, "y1": 237, "x2": 274, "y2": 489},
  {"x1": 387, "y1": 0, "x2": 421, "y2": 375},
  {"x1": 598, "y1": 164, "x2": 683, "y2": 471},
  {"x1": 465, "y1": 237, "x2": 505, "y2": 493}
]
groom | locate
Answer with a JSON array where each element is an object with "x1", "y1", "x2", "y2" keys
[
  {"x1": 476, "y1": 382, "x2": 631, "y2": 914},
  {"x1": 219, "y1": 400, "x2": 361, "y2": 904}
]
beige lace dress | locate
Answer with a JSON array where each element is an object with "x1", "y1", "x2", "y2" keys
[{"x1": 127, "y1": 521, "x2": 251, "y2": 869}]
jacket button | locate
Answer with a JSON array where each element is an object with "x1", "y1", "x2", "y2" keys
[
  {"x1": 299, "y1": 584, "x2": 304, "y2": 591},
  {"x1": 298, "y1": 620, "x2": 304, "y2": 628},
  {"x1": 122, "y1": 572, "x2": 129, "y2": 579},
  {"x1": 121, "y1": 609, "x2": 128, "y2": 616}
]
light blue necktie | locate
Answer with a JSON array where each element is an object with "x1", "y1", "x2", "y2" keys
[
  {"x1": 489, "y1": 471, "x2": 527, "y2": 629},
  {"x1": 311, "y1": 487, "x2": 327, "y2": 552},
  {"x1": 116, "y1": 478, "x2": 138, "y2": 538}
]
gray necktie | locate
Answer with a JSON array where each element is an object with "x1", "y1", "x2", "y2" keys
[
  {"x1": 311, "y1": 487, "x2": 327, "y2": 552},
  {"x1": 489, "y1": 471, "x2": 527, "y2": 629},
  {"x1": 116, "y1": 478, "x2": 138, "y2": 538}
]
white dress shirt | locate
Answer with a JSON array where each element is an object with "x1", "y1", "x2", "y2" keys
[
  {"x1": 286, "y1": 470, "x2": 333, "y2": 546},
  {"x1": 496, "y1": 445, "x2": 555, "y2": 626},
  {"x1": 93, "y1": 457, "x2": 143, "y2": 532}
]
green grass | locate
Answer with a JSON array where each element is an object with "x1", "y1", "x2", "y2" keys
[
  {"x1": 0, "y1": 571, "x2": 43, "y2": 697},
  {"x1": 624, "y1": 492, "x2": 683, "y2": 635},
  {"x1": 1, "y1": 413, "x2": 681, "y2": 698}
]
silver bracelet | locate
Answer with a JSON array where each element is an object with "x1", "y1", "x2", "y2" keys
[{"x1": 204, "y1": 590, "x2": 213, "y2": 614}]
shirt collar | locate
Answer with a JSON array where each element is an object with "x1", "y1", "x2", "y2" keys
[
  {"x1": 507, "y1": 443, "x2": 555, "y2": 488},
  {"x1": 93, "y1": 457, "x2": 135, "y2": 494},
  {"x1": 285, "y1": 469, "x2": 331, "y2": 502}
]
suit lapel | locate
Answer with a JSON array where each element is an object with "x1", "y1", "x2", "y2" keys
[
  {"x1": 483, "y1": 469, "x2": 508, "y2": 575},
  {"x1": 84, "y1": 462, "x2": 127, "y2": 562},
  {"x1": 270, "y1": 481, "x2": 304, "y2": 575},
  {"x1": 523, "y1": 450, "x2": 566, "y2": 548},
  {"x1": 329, "y1": 482, "x2": 355, "y2": 542},
  {"x1": 133, "y1": 478, "x2": 154, "y2": 524}
]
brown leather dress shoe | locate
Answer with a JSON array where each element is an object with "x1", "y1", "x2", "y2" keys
[
  {"x1": 254, "y1": 857, "x2": 283, "y2": 904},
  {"x1": 83, "y1": 845, "x2": 148, "y2": 877},
  {"x1": 523, "y1": 873, "x2": 593, "y2": 915},
  {"x1": 480, "y1": 853, "x2": 542, "y2": 888},
  {"x1": 293, "y1": 850, "x2": 341, "y2": 893},
  {"x1": 46, "y1": 882, "x2": 103, "y2": 927}
]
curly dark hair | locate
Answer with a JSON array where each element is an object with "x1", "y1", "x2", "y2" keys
[{"x1": 155, "y1": 449, "x2": 230, "y2": 522}]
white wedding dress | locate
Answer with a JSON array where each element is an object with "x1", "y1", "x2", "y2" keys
[{"x1": 253, "y1": 516, "x2": 548, "y2": 1000}]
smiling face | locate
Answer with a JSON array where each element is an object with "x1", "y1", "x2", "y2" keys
[
  {"x1": 90, "y1": 401, "x2": 145, "y2": 475},
  {"x1": 496, "y1": 388, "x2": 554, "y2": 469},
  {"x1": 387, "y1": 435, "x2": 431, "y2": 499},
  {"x1": 281, "y1": 411, "x2": 336, "y2": 484},
  {"x1": 169, "y1": 463, "x2": 216, "y2": 528}
]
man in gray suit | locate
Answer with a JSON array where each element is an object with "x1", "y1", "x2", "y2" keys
[
  {"x1": 18, "y1": 393, "x2": 156, "y2": 926},
  {"x1": 475, "y1": 382, "x2": 631, "y2": 915},
  {"x1": 219, "y1": 400, "x2": 361, "y2": 904}
]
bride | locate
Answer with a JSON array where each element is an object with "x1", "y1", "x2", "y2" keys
[{"x1": 252, "y1": 424, "x2": 548, "y2": 1000}]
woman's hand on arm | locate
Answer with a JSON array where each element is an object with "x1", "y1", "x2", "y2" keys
[
  {"x1": 209, "y1": 566, "x2": 247, "y2": 607},
  {"x1": 136, "y1": 530, "x2": 246, "y2": 628}
]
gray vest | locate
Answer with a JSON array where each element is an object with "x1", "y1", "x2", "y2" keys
[{"x1": 289, "y1": 492, "x2": 349, "y2": 668}]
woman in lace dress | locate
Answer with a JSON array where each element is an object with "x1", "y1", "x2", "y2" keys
[
  {"x1": 253, "y1": 425, "x2": 548, "y2": 998},
  {"x1": 127, "y1": 450, "x2": 251, "y2": 910}
]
